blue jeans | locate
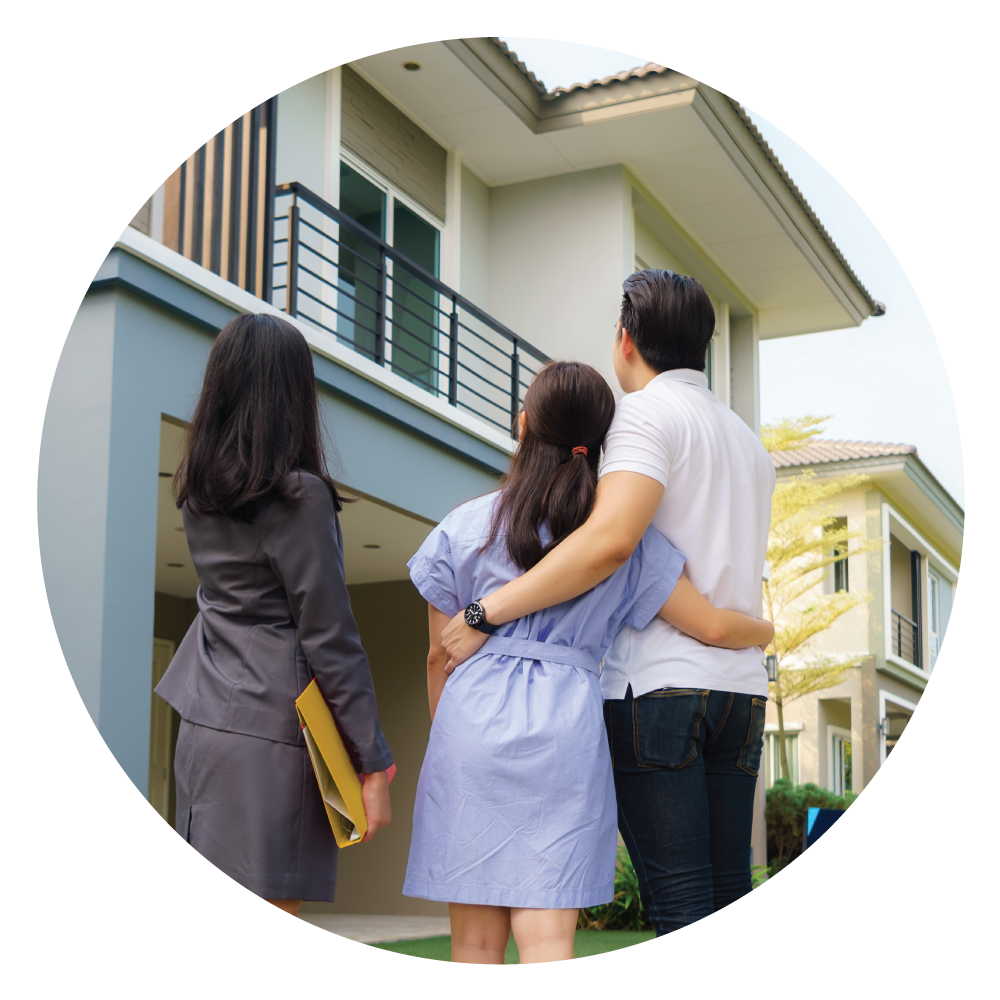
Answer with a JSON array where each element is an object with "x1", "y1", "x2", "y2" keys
[{"x1": 603, "y1": 686, "x2": 766, "y2": 936}]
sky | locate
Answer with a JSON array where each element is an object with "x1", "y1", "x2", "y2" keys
[{"x1": 500, "y1": 38, "x2": 965, "y2": 507}]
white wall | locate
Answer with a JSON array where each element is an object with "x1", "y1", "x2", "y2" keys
[
  {"x1": 635, "y1": 219, "x2": 731, "y2": 406},
  {"x1": 634, "y1": 219, "x2": 683, "y2": 273},
  {"x1": 488, "y1": 165, "x2": 630, "y2": 388},
  {"x1": 459, "y1": 164, "x2": 490, "y2": 308},
  {"x1": 275, "y1": 72, "x2": 330, "y2": 195},
  {"x1": 731, "y1": 315, "x2": 760, "y2": 433}
]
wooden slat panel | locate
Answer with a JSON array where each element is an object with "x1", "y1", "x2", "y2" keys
[
  {"x1": 238, "y1": 111, "x2": 251, "y2": 291},
  {"x1": 219, "y1": 125, "x2": 233, "y2": 281}
]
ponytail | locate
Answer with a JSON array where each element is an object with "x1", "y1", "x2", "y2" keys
[{"x1": 482, "y1": 362, "x2": 615, "y2": 572}]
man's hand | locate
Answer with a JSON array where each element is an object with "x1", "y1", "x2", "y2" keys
[
  {"x1": 360, "y1": 769, "x2": 392, "y2": 842},
  {"x1": 759, "y1": 619, "x2": 775, "y2": 653},
  {"x1": 439, "y1": 610, "x2": 489, "y2": 674}
]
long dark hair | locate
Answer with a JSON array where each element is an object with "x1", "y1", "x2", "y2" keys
[
  {"x1": 174, "y1": 312, "x2": 345, "y2": 520},
  {"x1": 483, "y1": 361, "x2": 616, "y2": 571}
]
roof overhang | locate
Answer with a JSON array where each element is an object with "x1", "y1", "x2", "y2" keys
[
  {"x1": 775, "y1": 454, "x2": 963, "y2": 564},
  {"x1": 349, "y1": 38, "x2": 881, "y2": 338}
]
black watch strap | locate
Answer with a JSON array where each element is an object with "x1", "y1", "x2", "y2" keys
[{"x1": 465, "y1": 600, "x2": 499, "y2": 635}]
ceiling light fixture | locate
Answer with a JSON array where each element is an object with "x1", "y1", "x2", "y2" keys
[
  {"x1": 363, "y1": 544, "x2": 382, "y2": 549},
  {"x1": 159, "y1": 472, "x2": 173, "y2": 478},
  {"x1": 167, "y1": 562, "x2": 184, "y2": 568},
  {"x1": 403, "y1": 62, "x2": 420, "y2": 71}
]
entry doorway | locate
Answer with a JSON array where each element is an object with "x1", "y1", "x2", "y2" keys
[
  {"x1": 149, "y1": 638, "x2": 176, "y2": 820},
  {"x1": 879, "y1": 691, "x2": 919, "y2": 764}
]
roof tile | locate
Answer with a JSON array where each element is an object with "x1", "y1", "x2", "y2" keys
[
  {"x1": 490, "y1": 38, "x2": 669, "y2": 99},
  {"x1": 771, "y1": 440, "x2": 916, "y2": 469}
]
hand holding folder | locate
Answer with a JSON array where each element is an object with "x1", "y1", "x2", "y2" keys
[{"x1": 295, "y1": 679, "x2": 396, "y2": 848}]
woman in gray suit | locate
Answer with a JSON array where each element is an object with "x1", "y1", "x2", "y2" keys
[{"x1": 155, "y1": 313, "x2": 393, "y2": 917}]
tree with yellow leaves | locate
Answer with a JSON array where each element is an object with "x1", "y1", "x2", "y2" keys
[{"x1": 762, "y1": 416, "x2": 882, "y2": 781}]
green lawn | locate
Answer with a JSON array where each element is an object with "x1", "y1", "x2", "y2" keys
[{"x1": 371, "y1": 929, "x2": 655, "y2": 963}]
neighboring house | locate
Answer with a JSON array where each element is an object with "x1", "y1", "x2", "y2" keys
[
  {"x1": 764, "y1": 441, "x2": 961, "y2": 797},
  {"x1": 39, "y1": 38, "x2": 884, "y2": 916}
]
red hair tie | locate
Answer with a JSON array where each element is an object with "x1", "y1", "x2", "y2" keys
[{"x1": 571, "y1": 446, "x2": 588, "y2": 457}]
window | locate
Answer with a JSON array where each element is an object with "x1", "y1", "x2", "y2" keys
[
  {"x1": 829, "y1": 727, "x2": 852, "y2": 795},
  {"x1": 705, "y1": 336, "x2": 714, "y2": 391},
  {"x1": 826, "y1": 517, "x2": 849, "y2": 593},
  {"x1": 764, "y1": 730, "x2": 800, "y2": 787},
  {"x1": 337, "y1": 157, "x2": 442, "y2": 390},
  {"x1": 928, "y1": 567, "x2": 953, "y2": 669}
]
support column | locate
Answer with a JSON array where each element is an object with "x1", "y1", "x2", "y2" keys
[
  {"x1": 441, "y1": 149, "x2": 462, "y2": 290},
  {"x1": 324, "y1": 67, "x2": 342, "y2": 207},
  {"x1": 750, "y1": 766, "x2": 767, "y2": 871},
  {"x1": 730, "y1": 314, "x2": 760, "y2": 434}
]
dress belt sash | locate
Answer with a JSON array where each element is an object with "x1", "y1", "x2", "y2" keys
[{"x1": 482, "y1": 635, "x2": 600, "y2": 675}]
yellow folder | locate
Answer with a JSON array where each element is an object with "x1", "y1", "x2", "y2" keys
[{"x1": 295, "y1": 679, "x2": 368, "y2": 848}]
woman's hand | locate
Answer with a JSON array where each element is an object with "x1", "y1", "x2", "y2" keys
[
  {"x1": 360, "y1": 770, "x2": 392, "y2": 842},
  {"x1": 439, "y1": 609, "x2": 489, "y2": 674}
]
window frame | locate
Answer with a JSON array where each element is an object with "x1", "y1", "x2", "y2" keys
[
  {"x1": 339, "y1": 148, "x2": 445, "y2": 383},
  {"x1": 827, "y1": 724, "x2": 852, "y2": 795},
  {"x1": 763, "y1": 725, "x2": 802, "y2": 788},
  {"x1": 878, "y1": 689, "x2": 919, "y2": 766},
  {"x1": 340, "y1": 147, "x2": 445, "y2": 242},
  {"x1": 880, "y1": 503, "x2": 959, "y2": 678}
]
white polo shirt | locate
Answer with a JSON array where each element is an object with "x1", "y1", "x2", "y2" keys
[{"x1": 599, "y1": 369, "x2": 775, "y2": 699}]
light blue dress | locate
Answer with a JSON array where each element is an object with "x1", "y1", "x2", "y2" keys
[{"x1": 403, "y1": 491, "x2": 686, "y2": 909}]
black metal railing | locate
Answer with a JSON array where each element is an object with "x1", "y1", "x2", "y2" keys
[
  {"x1": 891, "y1": 609, "x2": 920, "y2": 667},
  {"x1": 271, "y1": 182, "x2": 547, "y2": 435}
]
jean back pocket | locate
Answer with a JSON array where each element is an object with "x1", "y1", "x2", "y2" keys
[
  {"x1": 633, "y1": 688, "x2": 709, "y2": 769},
  {"x1": 736, "y1": 696, "x2": 767, "y2": 775}
]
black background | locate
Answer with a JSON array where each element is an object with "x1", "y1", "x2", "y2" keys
[{"x1": 21, "y1": 19, "x2": 976, "y2": 989}]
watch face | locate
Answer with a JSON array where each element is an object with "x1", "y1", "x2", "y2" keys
[{"x1": 465, "y1": 602, "x2": 484, "y2": 627}]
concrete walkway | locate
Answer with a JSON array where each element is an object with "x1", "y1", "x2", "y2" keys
[{"x1": 298, "y1": 913, "x2": 451, "y2": 944}]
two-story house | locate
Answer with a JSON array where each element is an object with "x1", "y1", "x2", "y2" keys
[
  {"x1": 38, "y1": 38, "x2": 884, "y2": 917},
  {"x1": 763, "y1": 441, "x2": 961, "y2": 797}
]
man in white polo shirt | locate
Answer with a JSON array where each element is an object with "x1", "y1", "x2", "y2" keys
[{"x1": 440, "y1": 269, "x2": 775, "y2": 936}]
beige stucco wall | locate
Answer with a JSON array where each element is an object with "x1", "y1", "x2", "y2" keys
[
  {"x1": 765, "y1": 670, "x2": 859, "y2": 789},
  {"x1": 807, "y1": 486, "x2": 872, "y2": 658}
]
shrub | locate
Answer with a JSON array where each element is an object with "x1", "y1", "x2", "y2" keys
[
  {"x1": 766, "y1": 778, "x2": 857, "y2": 874},
  {"x1": 578, "y1": 846, "x2": 651, "y2": 931}
]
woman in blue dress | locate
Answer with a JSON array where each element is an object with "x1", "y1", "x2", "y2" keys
[{"x1": 404, "y1": 361, "x2": 773, "y2": 963}]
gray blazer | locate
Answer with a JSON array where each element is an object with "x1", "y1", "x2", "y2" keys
[{"x1": 155, "y1": 471, "x2": 392, "y2": 773}]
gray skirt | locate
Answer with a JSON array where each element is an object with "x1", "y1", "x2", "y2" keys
[{"x1": 174, "y1": 720, "x2": 339, "y2": 901}]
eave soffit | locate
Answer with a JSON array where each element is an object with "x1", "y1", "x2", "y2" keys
[{"x1": 444, "y1": 38, "x2": 880, "y2": 327}]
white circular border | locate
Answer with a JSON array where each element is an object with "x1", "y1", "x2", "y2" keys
[{"x1": 15, "y1": 15, "x2": 986, "y2": 986}]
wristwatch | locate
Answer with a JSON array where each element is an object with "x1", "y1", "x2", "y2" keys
[{"x1": 464, "y1": 600, "x2": 499, "y2": 635}]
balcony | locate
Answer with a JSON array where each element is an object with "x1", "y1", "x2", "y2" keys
[
  {"x1": 271, "y1": 182, "x2": 547, "y2": 436},
  {"x1": 890, "y1": 609, "x2": 919, "y2": 667}
]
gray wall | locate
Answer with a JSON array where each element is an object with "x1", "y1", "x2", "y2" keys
[
  {"x1": 341, "y1": 66, "x2": 447, "y2": 220},
  {"x1": 39, "y1": 257, "x2": 506, "y2": 796},
  {"x1": 39, "y1": 291, "x2": 117, "y2": 723},
  {"x1": 39, "y1": 290, "x2": 218, "y2": 788}
]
